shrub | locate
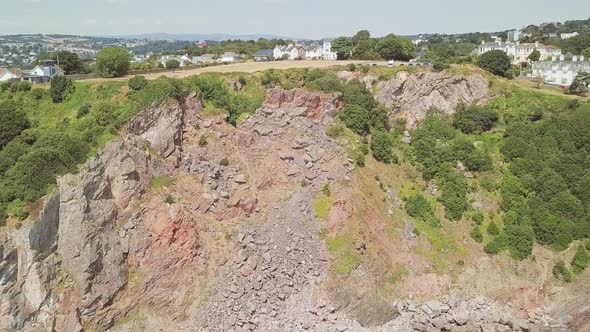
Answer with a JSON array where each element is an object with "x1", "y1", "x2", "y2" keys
[
  {"x1": 261, "y1": 69, "x2": 281, "y2": 88},
  {"x1": 30, "y1": 88, "x2": 46, "y2": 100},
  {"x1": 484, "y1": 235, "x2": 507, "y2": 254},
  {"x1": 96, "y1": 47, "x2": 131, "y2": 78},
  {"x1": 471, "y1": 211, "x2": 484, "y2": 225},
  {"x1": 553, "y1": 261, "x2": 572, "y2": 282},
  {"x1": 128, "y1": 76, "x2": 148, "y2": 91},
  {"x1": 433, "y1": 62, "x2": 450, "y2": 72},
  {"x1": 347, "y1": 63, "x2": 357, "y2": 72},
  {"x1": 198, "y1": 135, "x2": 208, "y2": 147},
  {"x1": 452, "y1": 104, "x2": 498, "y2": 134},
  {"x1": 360, "y1": 66, "x2": 369, "y2": 74},
  {"x1": 219, "y1": 158, "x2": 229, "y2": 166},
  {"x1": 50, "y1": 76, "x2": 75, "y2": 103},
  {"x1": 487, "y1": 221, "x2": 500, "y2": 235},
  {"x1": 506, "y1": 224, "x2": 535, "y2": 260},
  {"x1": 470, "y1": 227, "x2": 483, "y2": 243},
  {"x1": 326, "y1": 124, "x2": 345, "y2": 138},
  {"x1": 567, "y1": 99, "x2": 580, "y2": 110},
  {"x1": 371, "y1": 128, "x2": 393, "y2": 163},
  {"x1": 17, "y1": 81, "x2": 32, "y2": 92},
  {"x1": 0, "y1": 100, "x2": 30, "y2": 149},
  {"x1": 478, "y1": 50, "x2": 512, "y2": 77},
  {"x1": 165, "y1": 59, "x2": 180, "y2": 70},
  {"x1": 77, "y1": 103, "x2": 91, "y2": 119},
  {"x1": 438, "y1": 169, "x2": 469, "y2": 221},
  {"x1": 571, "y1": 245, "x2": 589, "y2": 275},
  {"x1": 404, "y1": 194, "x2": 439, "y2": 227}
]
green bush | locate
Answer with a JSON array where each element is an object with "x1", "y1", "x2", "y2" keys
[
  {"x1": 487, "y1": 221, "x2": 500, "y2": 235},
  {"x1": 438, "y1": 169, "x2": 469, "y2": 221},
  {"x1": 0, "y1": 100, "x2": 30, "y2": 149},
  {"x1": 77, "y1": 103, "x2": 91, "y2": 119},
  {"x1": 433, "y1": 62, "x2": 450, "y2": 72},
  {"x1": 96, "y1": 47, "x2": 131, "y2": 78},
  {"x1": 128, "y1": 76, "x2": 148, "y2": 91},
  {"x1": 17, "y1": 81, "x2": 32, "y2": 92},
  {"x1": 165, "y1": 59, "x2": 180, "y2": 70},
  {"x1": 261, "y1": 69, "x2": 281, "y2": 88},
  {"x1": 478, "y1": 50, "x2": 511, "y2": 77},
  {"x1": 50, "y1": 76, "x2": 75, "y2": 103},
  {"x1": 471, "y1": 211, "x2": 484, "y2": 225},
  {"x1": 470, "y1": 227, "x2": 483, "y2": 243},
  {"x1": 199, "y1": 135, "x2": 208, "y2": 147},
  {"x1": 404, "y1": 194, "x2": 440, "y2": 227},
  {"x1": 452, "y1": 104, "x2": 498, "y2": 134},
  {"x1": 571, "y1": 245, "x2": 589, "y2": 275},
  {"x1": 30, "y1": 88, "x2": 46, "y2": 100},
  {"x1": 553, "y1": 260, "x2": 572, "y2": 282},
  {"x1": 484, "y1": 234, "x2": 507, "y2": 254},
  {"x1": 371, "y1": 128, "x2": 393, "y2": 163},
  {"x1": 219, "y1": 158, "x2": 229, "y2": 166}
]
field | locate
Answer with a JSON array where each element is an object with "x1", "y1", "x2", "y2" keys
[{"x1": 89, "y1": 60, "x2": 388, "y2": 81}]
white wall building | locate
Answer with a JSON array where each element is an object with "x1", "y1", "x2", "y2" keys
[
  {"x1": 560, "y1": 32, "x2": 579, "y2": 39},
  {"x1": 531, "y1": 56, "x2": 590, "y2": 86},
  {"x1": 0, "y1": 68, "x2": 19, "y2": 82},
  {"x1": 507, "y1": 30, "x2": 522, "y2": 42},
  {"x1": 274, "y1": 41, "x2": 337, "y2": 61},
  {"x1": 477, "y1": 40, "x2": 562, "y2": 64}
]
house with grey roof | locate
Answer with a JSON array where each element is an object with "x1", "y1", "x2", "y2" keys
[
  {"x1": 253, "y1": 49, "x2": 273, "y2": 61},
  {"x1": 0, "y1": 67, "x2": 21, "y2": 82},
  {"x1": 531, "y1": 55, "x2": 590, "y2": 86},
  {"x1": 21, "y1": 60, "x2": 64, "y2": 84}
]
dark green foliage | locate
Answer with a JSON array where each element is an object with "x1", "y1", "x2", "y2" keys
[
  {"x1": 528, "y1": 49, "x2": 541, "y2": 62},
  {"x1": 471, "y1": 211, "x2": 484, "y2": 225},
  {"x1": 567, "y1": 99, "x2": 580, "y2": 110},
  {"x1": 261, "y1": 69, "x2": 281, "y2": 88},
  {"x1": 376, "y1": 34, "x2": 415, "y2": 61},
  {"x1": 219, "y1": 158, "x2": 229, "y2": 166},
  {"x1": 96, "y1": 47, "x2": 131, "y2": 78},
  {"x1": 128, "y1": 76, "x2": 148, "y2": 91},
  {"x1": 50, "y1": 76, "x2": 75, "y2": 103},
  {"x1": 30, "y1": 88, "x2": 46, "y2": 101},
  {"x1": 484, "y1": 234, "x2": 507, "y2": 254},
  {"x1": 487, "y1": 221, "x2": 500, "y2": 235},
  {"x1": 38, "y1": 50, "x2": 89, "y2": 75},
  {"x1": 340, "y1": 80, "x2": 387, "y2": 135},
  {"x1": 331, "y1": 37, "x2": 353, "y2": 60},
  {"x1": 77, "y1": 103, "x2": 91, "y2": 119},
  {"x1": 371, "y1": 128, "x2": 393, "y2": 163},
  {"x1": 304, "y1": 70, "x2": 344, "y2": 93},
  {"x1": 17, "y1": 81, "x2": 32, "y2": 92},
  {"x1": 565, "y1": 71, "x2": 589, "y2": 96},
  {"x1": 198, "y1": 135, "x2": 207, "y2": 147},
  {"x1": 433, "y1": 62, "x2": 450, "y2": 72},
  {"x1": 0, "y1": 100, "x2": 30, "y2": 149},
  {"x1": 553, "y1": 261, "x2": 572, "y2": 282},
  {"x1": 452, "y1": 104, "x2": 498, "y2": 134},
  {"x1": 165, "y1": 59, "x2": 180, "y2": 70},
  {"x1": 478, "y1": 50, "x2": 512, "y2": 77},
  {"x1": 404, "y1": 194, "x2": 440, "y2": 227},
  {"x1": 571, "y1": 245, "x2": 589, "y2": 275},
  {"x1": 470, "y1": 227, "x2": 483, "y2": 243},
  {"x1": 505, "y1": 224, "x2": 535, "y2": 260},
  {"x1": 438, "y1": 168, "x2": 469, "y2": 221}
]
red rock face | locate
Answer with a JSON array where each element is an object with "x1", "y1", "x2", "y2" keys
[{"x1": 264, "y1": 87, "x2": 343, "y2": 122}]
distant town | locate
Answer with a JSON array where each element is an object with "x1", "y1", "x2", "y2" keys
[{"x1": 1, "y1": 18, "x2": 589, "y2": 86}]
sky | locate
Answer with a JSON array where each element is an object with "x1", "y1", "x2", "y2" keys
[{"x1": 1, "y1": 0, "x2": 588, "y2": 38}]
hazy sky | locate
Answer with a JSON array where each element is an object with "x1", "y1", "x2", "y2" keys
[{"x1": 1, "y1": 0, "x2": 588, "y2": 38}]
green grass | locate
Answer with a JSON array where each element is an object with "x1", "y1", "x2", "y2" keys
[
  {"x1": 149, "y1": 176, "x2": 176, "y2": 191},
  {"x1": 313, "y1": 192, "x2": 334, "y2": 219},
  {"x1": 326, "y1": 233, "x2": 362, "y2": 275}
]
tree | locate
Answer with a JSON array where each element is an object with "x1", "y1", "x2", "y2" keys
[
  {"x1": 352, "y1": 30, "x2": 371, "y2": 46},
  {"x1": 582, "y1": 47, "x2": 590, "y2": 60},
  {"x1": 478, "y1": 50, "x2": 512, "y2": 77},
  {"x1": 39, "y1": 51, "x2": 87, "y2": 75},
  {"x1": 331, "y1": 37, "x2": 353, "y2": 60},
  {"x1": 96, "y1": 47, "x2": 131, "y2": 78},
  {"x1": 565, "y1": 71, "x2": 590, "y2": 96},
  {"x1": 128, "y1": 76, "x2": 148, "y2": 91},
  {"x1": 165, "y1": 59, "x2": 180, "y2": 70},
  {"x1": 371, "y1": 128, "x2": 393, "y2": 163},
  {"x1": 452, "y1": 104, "x2": 499, "y2": 134},
  {"x1": 376, "y1": 34, "x2": 415, "y2": 61},
  {"x1": 571, "y1": 245, "x2": 589, "y2": 274},
  {"x1": 528, "y1": 48, "x2": 541, "y2": 62},
  {"x1": 49, "y1": 76, "x2": 74, "y2": 103},
  {"x1": 0, "y1": 100, "x2": 30, "y2": 149}
]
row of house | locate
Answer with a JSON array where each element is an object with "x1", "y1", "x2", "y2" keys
[
  {"x1": 0, "y1": 60, "x2": 63, "y2": 84},
  {"x1": 531, "y1": 55, "x2": 590, "y2": 86},
  {"x1": 154, "y1": 52, "x2": 242, "y2": 68},
  {"x1": 270, "y1": 41, "x2": 338, "y2": 61},
  {"x1": 476, "y1": 40, "x2": 562, "y2": 64}
]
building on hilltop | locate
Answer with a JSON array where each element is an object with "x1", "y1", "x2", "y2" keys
[
  {"x1": 273, "y1": 40, "x2": 336, "y2": 61},
  {"x1": 477, "y1": 40, "x2": 562, "y2": 64},
  {"x1": 220, "y1": 52, "x2": 240, "y2": 62},
  {"x1": 253, "y1": 49, "x2": 273, "y2": 61},
  {"x1": 530, "y1": 55, "x2": 590, "y2": 86},
  {"x1": 21, "y1": 60, "x2": 64, "y2": 84}
]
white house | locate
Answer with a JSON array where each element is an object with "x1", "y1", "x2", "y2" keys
[
  {"x1": 531, "y1": 55, "x2": 590, "y2": 86},
  {"x1": 560, "y1": 32, "x2": 579, "y2": 39},
  {"x1": 0, "y1": 68, "x2": 20, "y2": 82},
  {"x1": 507, "y1": 30, "x2": 522, "y2": 42},
  {"x1": 305, "y1": 44, "x2": 323, "y2": 60},
  {"x1": 192, "y1": 54, "x2": 215, "y2": 63},
  {"x1": 477, "y1": 40, "x2": 562, "y2": 64},
  {"x1": 220, "y1": 52, "x2": 239, "y2": 62},
  {"x1": 322, "y1": 40, "x2": 337, "y2": 60}
]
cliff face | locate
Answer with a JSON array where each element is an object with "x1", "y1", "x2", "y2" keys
[
  {"x1": 373, "y1": 71, "x2": 489, "y2": 128},
  {"x1": 0, "y1": 94, "x2": 201, "y2": 331}
]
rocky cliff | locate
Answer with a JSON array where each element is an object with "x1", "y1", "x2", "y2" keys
[
  {"x1": 373, "y1": 71, "x2": 489, "y2": 128},
  {"x1": 0, "y1": 84, "x2": 576, "y2": 332}
]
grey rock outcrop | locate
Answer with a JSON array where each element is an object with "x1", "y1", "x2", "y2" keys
[{"x1": 374, "y1": 71, "x2": 489, "y2": 128}]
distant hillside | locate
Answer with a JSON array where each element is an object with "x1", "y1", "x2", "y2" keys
[{"x1": 120, "y1": 32, "x2": 300, "y2": 42}]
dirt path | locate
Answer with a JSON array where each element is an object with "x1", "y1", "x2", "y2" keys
[{"x1": 87, "y1": 60, "x2": 387, "y2": 82}]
